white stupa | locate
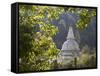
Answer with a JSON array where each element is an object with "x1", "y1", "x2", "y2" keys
[{"x1": 58, "y1": 26, "x2": 80, "y2": 64}]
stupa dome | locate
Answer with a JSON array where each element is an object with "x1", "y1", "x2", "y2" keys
[{"x1": 61, "y1": 39, "x2": 80, "y2": 51}]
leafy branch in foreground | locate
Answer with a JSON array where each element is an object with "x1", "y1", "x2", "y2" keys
[{"x1": 19, "y1": 5, "x2": 63, "y2": 71}]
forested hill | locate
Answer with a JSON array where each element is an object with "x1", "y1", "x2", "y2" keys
[{"x1": 52, "y1": 13, "x2": 96, "y2": 50}]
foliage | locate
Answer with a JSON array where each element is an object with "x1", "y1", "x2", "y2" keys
[
  {"x1": 76, "y1": 8, "x2": 96, "y2": 30},
  {"x1": 19, "y1": 5, "x2": 63, "y2": 71},
  {"x1": 77, "y1": 45, "x2": 96, "y2": 68}
]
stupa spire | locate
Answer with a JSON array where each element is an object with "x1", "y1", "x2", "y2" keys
[{"x1": 67, "y1": 26, "x2": 75, "y2": 40}]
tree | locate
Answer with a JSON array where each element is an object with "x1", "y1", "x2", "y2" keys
[{"x1": 19, "y1": 5, "x2": 63, "y2": 71}]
